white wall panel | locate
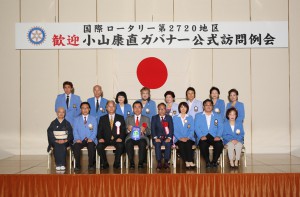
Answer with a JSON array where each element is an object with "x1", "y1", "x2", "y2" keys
[
  {"x1": 0, "y1": 0, "x2": 21, "y2": 159},
  {"x1": 289, "y1": 0, "x2": 300, "y2": 157}
]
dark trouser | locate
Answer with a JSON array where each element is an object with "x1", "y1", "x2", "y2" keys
[
  {"x1": 96, "y1": 141, "x2": 124, "y2": 166},
  {"x1": 125, "y1": 139, "x2": 147, "y2": 165},
  {"x1": 153, "y1": 139, "x2": 172, "y2": 162},
  {"x1": 199, "y1": 133, "x2": 223, "y2": 163},
  {"x1": 176, "y1": 140, "x2": 194, "y2": 162},
  {"x1": 73, "y1": 141, "x2": 96, "y2": 168},
  {"x1": 53, "y1": 142, "x2": 68, "y2": 166}
]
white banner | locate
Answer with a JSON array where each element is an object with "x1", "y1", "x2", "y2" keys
[{"x1": 15, "y1": 22, "x2": 288, "y2": 49}]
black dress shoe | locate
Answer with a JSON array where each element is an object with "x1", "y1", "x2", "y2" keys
[
  {"x1": 156, "y1": 163, "x2": 162, "y2": 170},
  {"x1": 212, "y1": 162, "x2": 218, "y2": 168},
  {"x1": 113, "y1": 163, "x2": 120, "y2": 169},
  {"x1": 88, "y1": 166, "x2": 96, "y2": 171},
  {"x1": 101, "y1": 163, "x2": 109, "y2": 170},
  {"x1": 205, "y1": 162, "x2": 211, "y2": 168},
  {"x1": 138, "y1": 163, "x2": 144, "y2": 169},
  {"x1": 163, "y1": 163, "x2": 170, "y2": 169},
  {"x1": 74, "y1": 166, "x2": 81, "y2": 171},
  {"x1": 130, "y1": 163, "x2": 135, "y2": 169}
]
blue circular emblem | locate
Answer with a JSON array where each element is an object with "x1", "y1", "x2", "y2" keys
[{"x1": 27, "y1": 27, "x2": 46, "y2": 45}]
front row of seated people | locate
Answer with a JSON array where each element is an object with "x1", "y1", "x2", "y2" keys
[{"x1": 48, "y1": 99, "x2": 245, "y2": 171}]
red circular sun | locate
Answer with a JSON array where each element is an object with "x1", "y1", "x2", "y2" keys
[{"x1": 136, "y1": 57, "x2": 168, "y2": 89}]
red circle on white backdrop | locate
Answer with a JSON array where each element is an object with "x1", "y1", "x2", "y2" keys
[{"x1": 136, "y1": 57, "x2": 168, "y2": 89}]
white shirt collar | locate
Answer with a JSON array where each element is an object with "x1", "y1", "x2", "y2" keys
[
  {"x1": 95, "y1": 97, "x2": 102, "y2": 103},
  {"x1": 109, "y1": 113, "x2": 115, "y2": 120},
  {"x1": 203, "y1": 111, "x2": 214, "y2": 116},
  {"x1": 65, "y1": 94, "x2": 72, "y2": 98},
  {"x1": 187, "y1": 99, "x2": 195, "y2": 104},
  {"x1": 134, "y1": 114, "x2": 141, "y2": 120},
  {"x1": 82, "y1": 115, "x2": 89, "y2": 120}
]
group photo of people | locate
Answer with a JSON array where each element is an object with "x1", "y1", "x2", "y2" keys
[{"x1": 48, "y1": 81, "x2": 245, "y2": 172}]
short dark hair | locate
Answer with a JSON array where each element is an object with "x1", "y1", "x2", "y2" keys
[
  {"x1": 228, "y1": 88, "x2": 239, "y2": 101},
  {"x1": 226, "y1": 107, "x2": 238, "y2": 120},
  {"x1": 63, "y1": 81, "x2": 73, "y2": 89},
  {"x1": 115, "y1": 91, "x2": 128, "y2": 104},
  {"x1": 80, "y1": 101, "x2": 90, "y2": 109},
  {"x1": 185, "y1": 87, "x2": 196, "y2": 100},
  {"x1": 203, "y1": 99, "x2": 213, "y2": 106},
  {"x1": 157, "y1": 102, "x2": 166, "y2": 109},
  {"x1": 178, "y1": 102, "x2": 189, "y2": 114},
  {"x1": 209, "y1": 86, "x2": 220, "y2": 95},
  {"x1": 164, "y1": 91, "x2": 175, "y2": 101},
  {"x1": 133, "y1": 101, "x2": 143, "y2": 109}
]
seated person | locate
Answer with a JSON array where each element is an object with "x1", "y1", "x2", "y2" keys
[
  {"x1": 97, "y1": 101, "x2": 126, "y2": 169},
  {"x1": 195, "y1": 99, "x2": 224, "y2": 168},
  {"x1": 73, "y1": 102, "x2": 98, "y2": 171},
  {"x1": 47, "y1": 107, "x2": 73, "y2": 171},
  {"x1": 151, "y1": 103, "x2": 174, "y2": 170},
  {"x1": 222, "y1": 107, "x2": 245, "y2": 168},
  {"x1": 125, "y1": 101, "x2": 151, "y2": 169},
  {"x1": 173, "y1": 102, "x2": 196, "y2": 169}
]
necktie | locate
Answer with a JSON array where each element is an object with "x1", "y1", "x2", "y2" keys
[
  {"x1": 135, "y1": 116, "x2": 139, "y2": 127},
  {"x1": 110, "y1": 115, "x2": 114, "y2": 129},
  {"x1": 84, "y1": 116, "x2": 87, "y2": 124},
  {"x1": 161, "y1": 117, "x2": 164, "y2": 127},
  {"x1": 96, "y1": 99, "x2": 99, "y2": 112},
  {"x1": 66, "y1": 95, "x2": 69, "y2": 109}
]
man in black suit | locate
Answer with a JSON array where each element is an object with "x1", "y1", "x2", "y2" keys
[
  {"x1": 151, "y1": 103, "x2": 174, "y2": 170},
  {"x1": 97, "y1": 100, "x2": 126, "y2": 169}
]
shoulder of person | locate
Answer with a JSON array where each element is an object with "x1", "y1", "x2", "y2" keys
[
  {"x1": 115, "y1": 114, "x2": 124, "y2": 119},
  {"x1": 102, "y1": 98, "x2": 108, "y2": 103},
  {"x1": 149, "y1": 99, "x2": 156, "y2": 105},
  {"x1": 87, "y1": 97, "x2": 93, "y2": 102},
  {"x1": 141, "y1": 115, "x2": 150, "y2": 121}
]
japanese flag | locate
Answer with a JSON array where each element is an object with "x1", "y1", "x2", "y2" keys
[{"x1": 113, "y1": 49, "x2": 191, "y2": 100}]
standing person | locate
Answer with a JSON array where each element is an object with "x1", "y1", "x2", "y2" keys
[
  {"x1": 136, "y1": 87, "x2": 156, "y2": 121},
  {"x1": 164, "y1": 90, "x2": 179, "y2": 117},
  {"x1": 125, "y1": 101, "x2": 151, "y2": 169},
  {"x1": 47, "y1": 107, "x2": 73, "y2": 171},
  {"x1": 222, "y1": 107, "x2": 245, "y2": 168},
  {"x1": 185, "y1": 87, "x2": 202, "y2": 119},
  {"x1": 55, "y1": 81, "x2": 81, "y2": 127},
  {"x1": 73, "y1": 102, "x2": 98, "y2": 171},
  {"x1": 195, "y1": 99, "x2": 224, "y2": 168},
  {"x1": 173, "y1": 102, "x2": 196, "y2": 169},
  {"x1": 115, "y1": 91, "x2": 132, "y2": 120},
  {"x1": 87, "y1": 85, "x2": 108, "y2": 123},
  {"x1": 209, "y1": 86, "x2": 225, "y2": 118},
  {"x1": 225, "y1": 89, "x2": 245, "y2": 123},
  {"x1": 151, "y1": 103, "x2": 174, "y2": 170},
  {"x1": 97, "y1": 101, "x2": 126, "y2": 169}
]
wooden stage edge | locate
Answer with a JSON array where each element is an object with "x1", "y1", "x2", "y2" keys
[{"x1": 0, "y1": 173, "x2": 300, "y2": 197}]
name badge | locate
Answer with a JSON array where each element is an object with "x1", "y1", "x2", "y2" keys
[
  {"x1": 194, "y1": 106, "x2": 198, "y2": 112},
  {"x1": 214, "y1": 119, "x2": 218, "y2": 126}
]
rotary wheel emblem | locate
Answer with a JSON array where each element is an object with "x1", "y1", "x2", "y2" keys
[{"x1": 27, "y1": 27, "x2": 46, "y2": 45}]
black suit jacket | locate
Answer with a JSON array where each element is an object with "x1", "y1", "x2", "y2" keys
[
  {"x1": 97, "y1": 114, "x2": 126, "y2": 142},
  {"x1": 151, "y1": 114, "x2": 174, "y2": 139}
]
